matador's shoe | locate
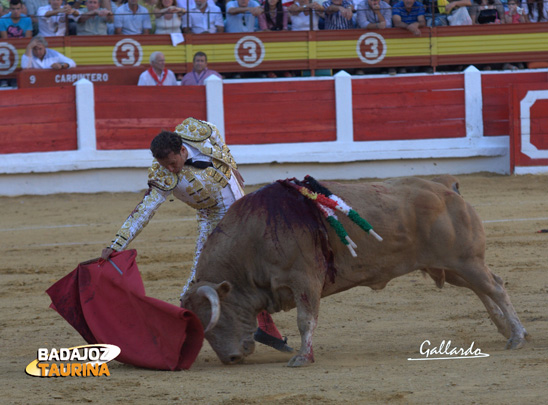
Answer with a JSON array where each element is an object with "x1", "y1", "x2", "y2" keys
[{"x1": 254, "y1": 328, "x2": 294, "y2": 353}]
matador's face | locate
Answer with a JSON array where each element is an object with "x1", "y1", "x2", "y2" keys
[{"x1": 157, "y1": 146, "x2": 189, "y2": 173}]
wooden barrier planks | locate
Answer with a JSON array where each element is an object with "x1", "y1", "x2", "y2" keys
[
  {"x1": 482, "y1": 71, "x2": 548, "y2": 137},
  {"x1": 353, "y1": 75, "x2": 465, "y2": 141},
  {"x1": 223, "y1": 80, "x2": 336, "y2": 144},
  {"x1": 530, "y1": 100, "x2": 548, "y2": 150},
  {"x1": 94, "y1": 86, "x2": 207, "y2": 150},
  {"x1": 0, "y1": 87, "x2": 77, "y2": 154}
]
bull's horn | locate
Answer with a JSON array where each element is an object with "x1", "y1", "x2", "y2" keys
[{"x1": 197, "y1": 285, "x2": 221, "y2": 333}]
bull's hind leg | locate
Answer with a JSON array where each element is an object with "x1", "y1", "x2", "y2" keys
[
  {"x1": 444, "y1": 272, "x2": 512, "y2": 338},
  {"x1": 453, "y1": 263, "x2": 528, "y2": 349}
]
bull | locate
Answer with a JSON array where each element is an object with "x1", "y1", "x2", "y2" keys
[{"x1": 180, "y1": 176, "x2": 529, "y2": 367}]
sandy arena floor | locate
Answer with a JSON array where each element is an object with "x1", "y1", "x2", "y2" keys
[{"x1": 1, "y1": 173, "x2": 547, "y2": 404}]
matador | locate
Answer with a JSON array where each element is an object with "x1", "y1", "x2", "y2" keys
[{"x1": 101, "y1": 117, "x2": 292, "y2": 352}]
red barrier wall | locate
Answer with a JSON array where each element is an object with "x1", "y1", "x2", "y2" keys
[
  {"x1": 509, "y1": 83, "x2": 548, "y2": 172},
  {"x1": 4, "y1": 72, "x2": 548, "y2": 168},
  {"x1": 530, "y1": 101, "x2": 548, "y2": 150},
  {"x1": 224, "y1": 80, "x2": 337, "y2": 145},
  {"x1": 0, "y1": 87, "x2": 77, "y2": 154},
  {"x1": 94, "y1": 86, "x2": 207, "y2": 150},
  {"x1": 481, "y1": 72, "x2": 548, "y2": 137},
  {"x1": 353, "y1": 75, "x2": 465, "y2": 141}
]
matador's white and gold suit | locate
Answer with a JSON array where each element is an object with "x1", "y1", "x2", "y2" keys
[{"x1": 108, "y1": 118, "x2": 244, "y2": 294}]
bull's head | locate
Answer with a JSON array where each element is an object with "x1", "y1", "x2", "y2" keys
[{"x1": 181, "y1": 281, "x2": 257, "y2": 365}]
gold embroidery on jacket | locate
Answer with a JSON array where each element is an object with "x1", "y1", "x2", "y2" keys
[
  {"x1": 175, "y1": 118, "x2": 213, "y2": 142},
  {"x1": 109, "y1": 117, "x2": 240, "y2": 252},
  {"x1": 110, "y1": 188, "x2": 166, "y2": 250},
  {"x1": 148, "y1": 162, "x2": 178, "y2": 191}
]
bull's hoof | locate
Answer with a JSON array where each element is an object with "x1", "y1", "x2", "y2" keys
[
  {"x1": 505, "y1": 336, "x2": 527, "y2": 350},
  {"x1": 287, "y1": 354, "x2": 314, "y2": 367},
  {"x1": 254, "y1": 328, "x2": 294, "y2": 353}
]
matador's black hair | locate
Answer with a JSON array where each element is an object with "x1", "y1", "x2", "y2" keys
[{"x1": 150, "y1": 130, "x2": 182, "y2": 159}]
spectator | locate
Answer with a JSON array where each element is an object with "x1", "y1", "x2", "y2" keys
[
  {"x1": 111, "y1": 0, "x2": 124, "y2": 11},
  {"x1": 176, "y1": 0, "x2": 216, "y2": 10},
  {"x1": 37, "y1": 0, "x2": 80, "y2": 36},
  {"x1": 258, "y1": 0, "x2": 288, "y2": 30},
  {"x1": 501, "y1": 0, "x2": 527, "y2": 70},
  {"x1": 139, "y1": 0, "x2": 156, "y2": 31},
  {"x1": 322, "y1": 0, "x2": 354, "y2": 29},
  {"x1": 0, "y1": 0, "x2": 9, "y2": 15},
  {"x1": 21, "y1": 35, "x2": 76, "y2": 68},
  {"x1": 180, "y1": 51, "x2": 221, "y2": 85},
  {"x1": 138, "y1": 51, "x2": 178, "y2": 85},
  {"x1": 153, "y1": 0, "x2": 185, "y2": 33},
  {"x1": 423, "y1": 0, "x2": 446, "y2": 26},
  {"x1": 356, "y1": 0, "x2": 392, "y2": 29},
  {"x1": 521, "y1": 0, "x2": 547, "y2": 22},
  {"x1": 66, "y1": 0, "x2": 86, "y2": 34},
  {"x1": 288, "y1": 0, "x2": 324, "y2": 30},
  {"x1": 25, "y1": 0, "x2": 48, "y2": 34},
  {"x1": 444, "y1": 0, "x2": 473, "y2": 26},
  {"x1": 181, "y1": 0, "x2": 224, "y2": 33},
  {"x1": 392, "y1": 0, "x2": 426, "y2": 36},
  {"x1": 76, "y1": 0, "x2": 113, "y2": 34},
  {"x1": 470, "y1": 0, "x2": 505, "y2": 24},
  {"x1": 106, "y1": 0, "x2": 122, "y2": 33},
  {"x1": 505, "y1": 0, "x2": 527, "y2": 23},
  {"x1": 114, "y1": 0, "x2": 152, "y2": 34},
  {"x1": 0, "y1": 0, "x2": 33, "y2": 38},
  {"x1": 67, "y1": 0, "x2": 85, "y2": 9},
  {"x1": 225, "y1": 0, "x2": 262, "y2": 33}
]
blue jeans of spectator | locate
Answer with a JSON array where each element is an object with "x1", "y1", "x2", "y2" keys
[{"x1": 426, "y1": 13, "x2": 449, "y2": 27}]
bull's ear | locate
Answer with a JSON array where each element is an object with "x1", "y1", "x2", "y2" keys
[{"x1": 216, "y1": 281, "x2": 232, "y2": 299}]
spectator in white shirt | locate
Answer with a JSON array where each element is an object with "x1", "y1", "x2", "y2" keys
[
  {"x1": 114, "y1": 0, "x2": 152, "y2": 34},
  {"x1": 225, "y1": 0, "x2": 262, "y2": 33},
  {"x1": 521, "y1": 0, "x2": 548, "y2": 22},
  {"x1": 138, "y1": 51, "x2": 178, "y2": 85},
  {"x1": 21, "y1": 35, "x2": 76, "y2": 69},
  {"x1": 37, "y1": 0, "x2": 80, "y2": 36},
  {"x1": 288, "y1": 0, "x2": 324, "y2": 30},
  {"x1": 176, "y1": 0, "x2": 216, "y2": 11},
  {"x1": 181, "y1": 0, "x2": 223, "y2": 33},
  {"x1": 25, "y1": 0, "x2": 49, "y2": 34},
  {"x1": 154, "y1": 0, "x2": 186, "y2": 34}
]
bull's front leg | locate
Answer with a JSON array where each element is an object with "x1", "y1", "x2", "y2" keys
[{"x1": 287, "y1": 292, "x2": 319, "y2": 367}]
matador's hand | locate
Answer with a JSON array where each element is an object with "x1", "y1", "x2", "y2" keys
[{"x1": 101, "y1": 247, "x2": 114, "y2": 260}]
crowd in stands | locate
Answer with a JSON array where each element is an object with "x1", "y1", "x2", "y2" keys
[
  {"x1": 2, "y1": 0, "x2": 548, "y2": 40},
  {"x1": 1, "y1": 0, "x2": 546, "y2": 83}
]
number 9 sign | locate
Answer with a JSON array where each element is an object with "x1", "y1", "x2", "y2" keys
[
  {"x1": 112, "y1": 38, "x2": 143, "y2": 67},
  {"x1": 0, "y1": 42, "x2": 19, "y2": 75},
  {"x1": 234, "y1": 36, "x2": 265, "y2": 69},
  {"x1": 356, "y1": 33, "x2": 387, "y2": 65}
]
